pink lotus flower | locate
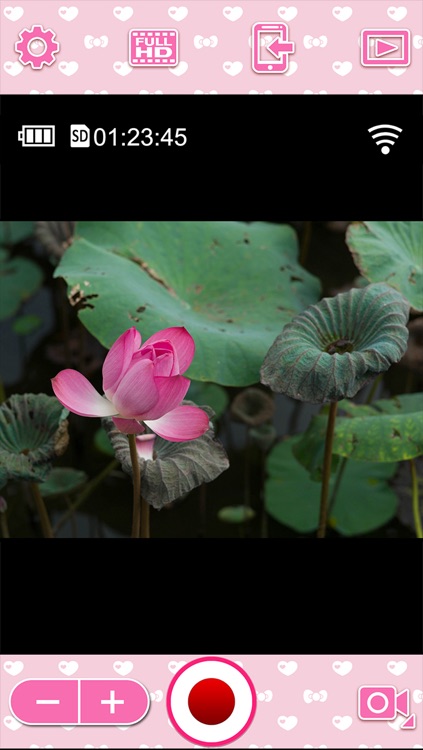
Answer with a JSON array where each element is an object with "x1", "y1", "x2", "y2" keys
[{"x1": 51, "y1": 327, "x2": 209, "y2": 442}]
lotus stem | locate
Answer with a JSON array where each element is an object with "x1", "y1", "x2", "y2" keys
[
  {"x1": 0, "y1": 512, "x2": 10, "y2": 538},
  {"x1": 53, "y1": 458, "x2": 119, "y2": 535},
  {"x1": 317, "y1": 401, "x2": 338, "y2": 538},
  {"x1": 140, "y1": 491, "x2": 150, "y2": 539},
  {"x1": 30, "y1": 482, "x2": 54, "y2": 538},
  {"x1": 327, "y1": 375, "x2": 383, "y2": 518},
  {"x1": 328, "y1": 456, "x2": 348, "y2": 519},
  {"x1": 128, "y1": 434, "x2": 141, "y2": 538},
  {"x1": 410, "y1": 459, "x2": 423, "y2": 539}
]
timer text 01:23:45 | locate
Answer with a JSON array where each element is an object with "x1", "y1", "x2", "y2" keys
[{"x1": 82, "y1": 127, "x2": 188, "y2": 146}]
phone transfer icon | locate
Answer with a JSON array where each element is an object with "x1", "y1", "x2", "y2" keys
[{"x1": 252, "y1": 22, "x2": 295, "y2": 74}]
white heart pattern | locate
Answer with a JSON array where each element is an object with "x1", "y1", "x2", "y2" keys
[
  {"x1": 332, "y1": 6, "x2": 353, "y2": 22},
  {"x1": 332, "y1": 715, "x2": 353, "y2": 730},
  {"x1": 277, "y1": 660, "x2": 298, "y2": 676},
  {"x1": 169, "y1": 61, "x2": 188, "y2": 76},
  {"x1": 58, "y1": 6, "x2": 78, "y2": 21},
  {"x1": 168, "y1": 660, "x2": 187, "y2": 674},
  {"x1": 3, "y1": 660, "x2": 24, "y2": 675},
  {"x1": 277, "y1": 715, "x2": 298, "y2": 730},
  {"x1": 223, "y1": 60, "x2": 243, "y2": 76},
  {"x1": 332, "y1": 60, "x2": 352, "y2": 76},
  {"x1": 58, "y1": 660, "x2": 78, "y2": 675},
  {"x1": 3, "y1": 716, "x2": 22, "y2": 731},
  {"x1": 113, "y1": 60, "x2": 132, "y2": 76},
  {"x1": 332, "y1": 660, "x2": 352, "y2": 676},
  {"x1": 277, "y1": 6, "x2": 298, "y2": 22},
  {"x1": 58, "y1": 61, "x2": 79, "y2": 76},
  {"x1": 387, "y1": 659, "x2": 407, "y2": 675},
  {"x1": 387, "y1": 6, "x2": 407, "y2": 22},
  {"x1": 168, "y1": 6, "x2": 188, "y2": 21},
  {"x1": 3, "y1": 6, "x2": 24, "y2": 21},
  {"x1": 113, "y1": 6, "x2": 133, "y2": 21},
  {"x1": 223, "y1": 6, "x2": 243, "y2": 22},
  {"x1": 113, "y1": 660, "x2": 133, "y2": 675},
  {"x1": 3, "y1": 60, "x2": 23, "y2": 76},
  {"x1": 284, "y1": 61, "x2": 298, "y2": 76}
]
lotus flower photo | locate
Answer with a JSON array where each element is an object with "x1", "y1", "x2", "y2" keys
[{"x1": 0, "y1": 220, "x2": 421, "y2": 539}]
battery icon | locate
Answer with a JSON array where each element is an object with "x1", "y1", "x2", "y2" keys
[{"x1": 18, "y1": 125, "x2": 55, "y2": 147}]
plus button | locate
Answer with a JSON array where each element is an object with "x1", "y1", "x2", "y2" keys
[{"x1": 100, "y1": 689, "x2": 124, "y2": 714}]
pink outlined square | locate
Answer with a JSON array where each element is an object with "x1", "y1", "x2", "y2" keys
[
  {"x1": 129, "y1": 28, "x2": 178, "y2": 68},
  {"x1": 361, "y1": 29, "x2": 411, "y2": 67}
]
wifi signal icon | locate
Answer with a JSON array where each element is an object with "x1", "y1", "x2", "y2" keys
[{"x1": 368, "y1": 124, "x2": 402, "y2": 155}]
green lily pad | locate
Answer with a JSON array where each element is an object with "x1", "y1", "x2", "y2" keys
[
  {"x1": 187, "y1": 381, "x2": 229, "y2": 419},
  {"x1": 295, "y1": 394, "x2": 423, "y2": 474},
  {"x1": 332, "y1": 410, "x2": 423, "y2": 462},
  {"x1": 0, "y1": 249, "x2": 44, "y2": 321},
  {"x1": 346, "y1": 222, "x2": 423, "y2": 312},
  {"x1": 261, "y1": 283, "x2": 409, "y2": 403},
  {"x1": 0, "y1": 221, "x2": 34, "y2": 246},
  {"x1": 12, "y1": 314, "x2": 42, "y2": 336},
  {"x1": 94, "y1": 427, "x2": 114, "y2": 457},
  {"x1": 0, "y1": 394, "x2": 69, "y2": 488},
  {"x1": 54, "y1": 221, "x2": 321, "y2": 386},
  {"x1": 102, "y1": 403, "x2": 229, "y2": 509},
  {"x1": 266, "y1": 436, "x2": 398, "y2": 535},
  {"x1": 42, "y1": 468, "x2": 88, "y2": 498},
  {"x1": 218, "y1": 505, "x2": 256, "y2": 523}
]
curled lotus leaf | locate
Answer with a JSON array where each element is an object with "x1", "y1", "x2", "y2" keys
[
  {"x1": 260, "y1": 283, "x2": 410, "y2": 404},
  {"x1": 0, "y1": 394, "x2": 69, "y2": 488},
  {"x1": 102, "y1": 402, "x2": 229, "y2": 510}
]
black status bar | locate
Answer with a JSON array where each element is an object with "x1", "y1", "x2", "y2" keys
[{"x1": 0, "y1": 95, "x2": 422, "y2": 219}]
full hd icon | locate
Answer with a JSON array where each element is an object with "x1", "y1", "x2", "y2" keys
[
  {"x1": 129, "y1": 29, "x2": 178, "y2": 67},
  {"x1": 361, "y1": 29, "x2": 410, "y2": 67}
]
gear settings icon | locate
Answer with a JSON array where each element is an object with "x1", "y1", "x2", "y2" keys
[{"x1": 15, "y1": 25, "x2": 59, "y2": 69}]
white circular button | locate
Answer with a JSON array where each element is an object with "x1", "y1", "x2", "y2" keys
[{"x1": 167, "y1": 657, "x2": 256, "y2": 746}]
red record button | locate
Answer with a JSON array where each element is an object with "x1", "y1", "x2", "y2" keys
[{"x1": 167, "y1": 657, "x2": 256, "y2": 747}]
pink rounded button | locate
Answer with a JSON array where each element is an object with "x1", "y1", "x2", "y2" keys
[
  {"x1": 10, "y1": 679, "x2": 150, "y2": 725},
  {"x1": 10, "y1": 680, "x2": 78, "y2": 725},
  {"x1": 80, "y1": 679, "x2": 149, "y2": 724}
]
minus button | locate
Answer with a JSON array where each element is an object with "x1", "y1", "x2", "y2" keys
[{"x1": 10, "y1": 680, "x2": 78, "y2": 724}]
